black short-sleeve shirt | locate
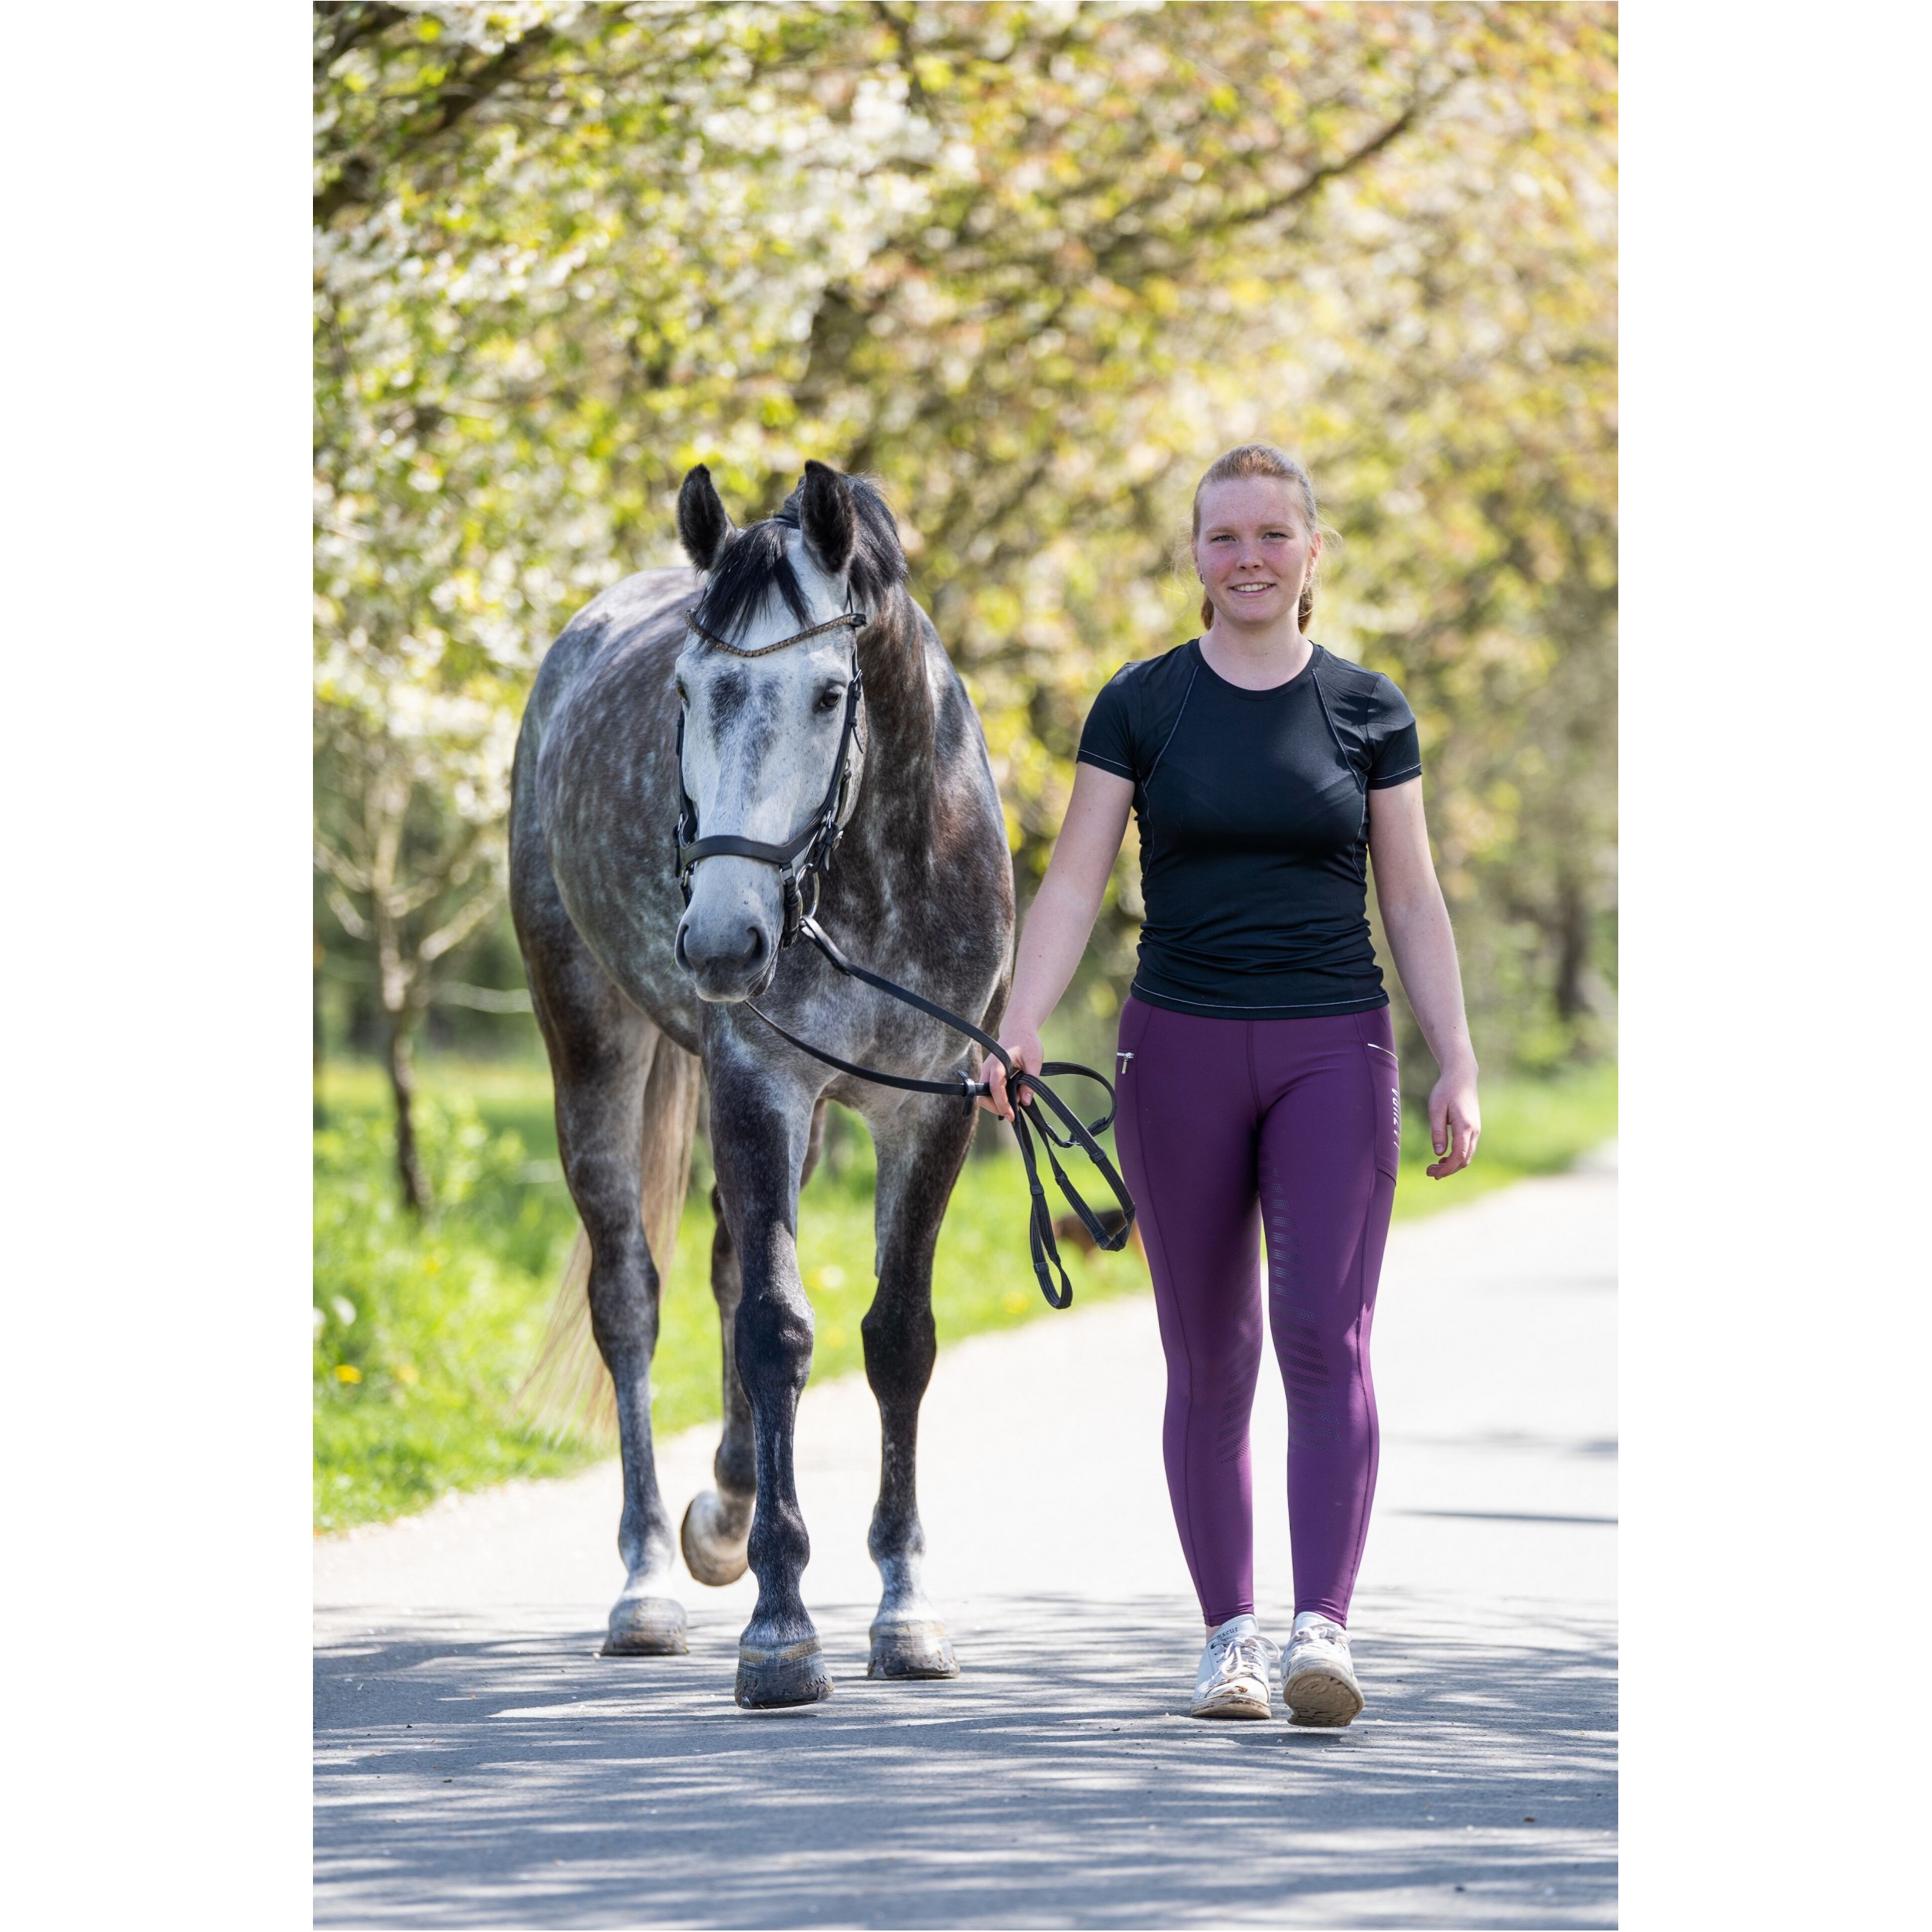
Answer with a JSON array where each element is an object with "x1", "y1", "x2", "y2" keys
[{"x1": 1077, "y1": 638, "x2": 1421, "y2": 1019}]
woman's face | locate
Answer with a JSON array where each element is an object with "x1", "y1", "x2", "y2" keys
[{"x1": 1192, "y1": 475, "x2": 1321, "y2": 632}]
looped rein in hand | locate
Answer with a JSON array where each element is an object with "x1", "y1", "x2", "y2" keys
[
  {"x1": 673, "y1": 594, "x2": 1136, "y2": 1308},
  {"x1": 749, "y1": 915, "x2": 1135, "y2": 1311}
]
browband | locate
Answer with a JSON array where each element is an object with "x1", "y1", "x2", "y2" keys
[{"x1": 685, "y1": 611, "x2": 868, "y2": 658}]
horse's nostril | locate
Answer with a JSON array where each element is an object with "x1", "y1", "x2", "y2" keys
[
  {"x1": 675, "y1": 923, "x2": 692, "y2": 971},
  {"x1": 741, "y1": 925, "x2": 767, "y2": 971}
]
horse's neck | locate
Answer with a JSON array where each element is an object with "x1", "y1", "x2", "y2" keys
[{"x1": 853, "y1": 599, "x2": 940, "y2": 845}]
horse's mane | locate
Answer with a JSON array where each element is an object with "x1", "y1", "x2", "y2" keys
[{"x1": 692, "y1": 474, "x2": 908, "y2": 638}]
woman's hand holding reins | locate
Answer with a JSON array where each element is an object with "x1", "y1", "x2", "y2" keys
[
  {"x1": 979, "y1": 1026, "x2": 1044, "y2": 1122},
  {"x1": 979, "y1": 764, "x2": 1134, "y2": 1124}
]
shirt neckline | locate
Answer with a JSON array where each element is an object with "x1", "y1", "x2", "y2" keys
[{"x1": 1189, "y1": 635, "x2": 1321, "y2": 701}]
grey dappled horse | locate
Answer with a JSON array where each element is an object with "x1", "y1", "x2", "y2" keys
[{"x1": 509, "y1": 463, "x2": 1014, "y2": 1707}]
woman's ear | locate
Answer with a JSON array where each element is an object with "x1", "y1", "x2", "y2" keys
[{"x1": 676, "y1": 464, "x2": 735, "y2": 572}]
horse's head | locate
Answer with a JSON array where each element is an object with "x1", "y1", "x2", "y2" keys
[{"x1": 672, "y1": 461, "x2": 904, "y2": 1002}]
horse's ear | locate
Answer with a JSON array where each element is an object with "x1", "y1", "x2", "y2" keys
[
  {"x1": 677, "y1": 464, "x2": 735, "y2": 572},
  {"x1": 798, "y1": 461, "x2": 855, "y2": 577}
]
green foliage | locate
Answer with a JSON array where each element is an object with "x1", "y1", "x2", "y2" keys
[
  {"x1": 315, "y1": 2, "x2": 1618, "y2": 1090},
  {"x1": 315, "y1": 1053, "x2": 1614, "y2": 1532},
  {"x1": 311, "y1": 5, "x2": 1620, "y2": 1542}
]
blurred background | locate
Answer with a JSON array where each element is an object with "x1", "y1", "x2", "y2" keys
[{"x1": 312, "y1": 2, "x2": 1615, "y2": 1532}]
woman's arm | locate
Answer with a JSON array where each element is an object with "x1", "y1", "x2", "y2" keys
[
  {"x1": 982, "y1": 762, "x2": 1136, "y2": 1120},
  {"x1": 1366, "y1": 777, "x2": 1481, "y2": 1179}
]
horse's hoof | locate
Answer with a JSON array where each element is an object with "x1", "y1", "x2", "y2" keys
[
  {"x1": 601, "y1": 1593, "x2": 689, "y2": 1656},
  {"x1": 868, "y1": 1617, "x2": 960, "y2": 1680},
  {"x1": 680, "y1": 1488, "x2": 752, "y2": 1587},
  {"x1": 734, "y1": 1635, "x2": 833, "y2": 1709}
]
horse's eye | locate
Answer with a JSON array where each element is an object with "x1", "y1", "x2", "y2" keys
[
  {"x1": 674, "y1": 680, "x2": 689, "y2": 706},
  {"x1": 817, "y1": 684, "x2": 845, "y2": 713}
]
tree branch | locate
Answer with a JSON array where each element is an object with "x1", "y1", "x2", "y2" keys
[
  {"x1": 420, "y1": 877, "x2": 505, "y2": 966},
  {"x1": 313, "y1": 838, "x2": 369, "y2": 894},
  {"x1": 429, "y1": 981, "x2": 532, "y2": 1013},
  {"x1": 315, "y1": 22, "x2": 558, "y2": 226},
  {"x1": 313, "y1": 2, "x2": 406, "y2": 89},
  {"x1": 321, "y1": 882, "x2": 369, "y2": 942}
]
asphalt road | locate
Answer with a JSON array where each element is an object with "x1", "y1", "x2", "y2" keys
[{"x1": 315, "y1": 1151, "x2": 1617, "y2": 1928}]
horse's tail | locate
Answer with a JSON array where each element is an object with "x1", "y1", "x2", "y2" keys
[{"x1": 519, "y1": 1031, "x2": 704, "y2": 1447}]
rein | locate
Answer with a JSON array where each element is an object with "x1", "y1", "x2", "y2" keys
[{"x1": 675, "y1": 600, "x2": 1136, "y2": 1308}]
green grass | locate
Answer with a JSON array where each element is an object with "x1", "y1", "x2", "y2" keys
[{"x1": 314, "y1": 1053, "x2": 1614, "y2": 1532}]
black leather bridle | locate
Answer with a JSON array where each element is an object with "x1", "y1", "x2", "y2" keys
[
  {"x1": 673, "y1": 599, "x2": 1136, "y2": 1308},
  {"x1": 675, "y1": 607, "x2": 868, "y2": 950}
]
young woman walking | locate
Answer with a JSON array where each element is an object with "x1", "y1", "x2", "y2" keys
[{"x1": 984, "y1": 444, "x2": 1480, "y2": 1726}]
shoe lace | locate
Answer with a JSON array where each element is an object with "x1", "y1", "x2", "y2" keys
[
  {"x1": 1291, "y1": 1620, "x2": 1349, "y2": 1658},
  {"x1": 1218, "y1": 1631, "x2": 1275, "y2": 1685}
]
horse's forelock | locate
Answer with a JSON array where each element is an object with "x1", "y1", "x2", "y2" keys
[{"x1": 690, "y1": 519, "x2": 813, "y2": 641}]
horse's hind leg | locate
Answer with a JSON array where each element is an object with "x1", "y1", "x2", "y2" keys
[
  {"x1": 525, "y1": 913, "x2": 698, "y2": 1655},
  {"x1": 682, "y1": 1100, "x2": 827, "y2": 1588},
  {"x1": 677, "y1": 1182, "x2": 754, "y2": 1585},
  {"x1": 861, "y1": 1097, "x2": 976, "y2": 1679}
]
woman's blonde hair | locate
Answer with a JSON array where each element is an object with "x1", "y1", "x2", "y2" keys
[{"x1": 1191, "y1": 444, "x2": 1325, "y2": 632}]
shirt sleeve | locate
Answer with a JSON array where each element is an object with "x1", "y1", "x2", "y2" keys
[
  {"x1": 1365, "y1": 673, "x2": 1423, "y2": 789},
  {"x1": 1076, "y1": 667, "x2": 1140, "y2": 781}
]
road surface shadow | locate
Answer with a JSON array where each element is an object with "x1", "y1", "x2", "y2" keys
[{"x1": 315, "y1": 1588, "x2": 1615, "y2": 1928}]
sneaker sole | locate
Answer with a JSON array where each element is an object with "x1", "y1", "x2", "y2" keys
[
  {"x1": 1283, "y1": 1665, "x2": 1364, "y2": 1727},
  {"x1": 1191, "y1": 1685, "x2": 1273, "y2": 1721}
]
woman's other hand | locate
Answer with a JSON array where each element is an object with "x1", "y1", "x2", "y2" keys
[
  {"x1": 1425, "y1": 1062, "x2": 1481, "y2": 1179},
  {"x1": 1368, "y1": 779, "x2": 1481, "y2": 1183},
  {"x1": 979, "y1": 1028, "x2": 1044, "y2": 1121}
]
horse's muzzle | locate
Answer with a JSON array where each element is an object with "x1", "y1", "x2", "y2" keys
[{"x1": 676, "y1": 910, "x2": 776, "y2": 1003}]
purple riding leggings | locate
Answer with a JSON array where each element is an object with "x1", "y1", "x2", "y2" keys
[{"x1": 1112, "y1": 995, "x2": 1400, "y2": 1628}]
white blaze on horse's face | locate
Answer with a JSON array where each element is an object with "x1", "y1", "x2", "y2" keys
[{"x1": 674, "y1": 529, "x2": 862, "y2": 1002}]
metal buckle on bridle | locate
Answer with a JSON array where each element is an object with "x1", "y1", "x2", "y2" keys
[{"x1": 779, "y1": 866, "x2": 813, "y2": 950}]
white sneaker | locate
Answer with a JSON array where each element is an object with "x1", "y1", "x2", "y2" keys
[
  {"x1": 1281, "y1": 1611, "x2": 1364, "y2": 1726},
  {"x1": 1191, "y1": 1614, "x2": 1277, "y2": 1720}
]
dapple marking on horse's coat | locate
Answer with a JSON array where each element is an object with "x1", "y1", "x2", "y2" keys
[{"x1": 510, "y1": 462, "x2": 1014, "y2": 1706}]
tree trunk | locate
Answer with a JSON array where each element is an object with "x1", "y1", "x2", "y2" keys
[
  {"x1": 385, "y1": 1014, "x2": 432, "y2": 1215},
  {"x1": 1553, "y1": 873, "x2": 1592, "y2": 1022}
]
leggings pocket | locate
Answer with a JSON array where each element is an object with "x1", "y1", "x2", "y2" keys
[
  {"x1": 1116, "y1": 995, "x2": 1156, "y2": 1084},
  {"x1": 1364, "y1": 1040, "x2": 1402, "y2": 1179}
]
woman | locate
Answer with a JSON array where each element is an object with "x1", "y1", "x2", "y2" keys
[{"x1": 984, "y1": 444, "x2": 1480, "y2": 1726}]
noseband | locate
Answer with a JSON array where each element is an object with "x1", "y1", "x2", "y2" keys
[
  {"x1": 672, "y1": 591, "x2": 1136, "y2": 1309},
  {"x1": 675, "y1": 607, "x2": 868, "y2": 950}
]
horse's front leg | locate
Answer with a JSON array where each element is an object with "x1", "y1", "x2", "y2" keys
[
  {"x1": 861, "y1": 1096, "x2": 977, "y2": 1679},
  {"x1": 681, "y1": 1102, "x2": 827, "y2": 1588},
  {"x1": 708, "y1": 1057, "x2": 832, "y2": 1709}
]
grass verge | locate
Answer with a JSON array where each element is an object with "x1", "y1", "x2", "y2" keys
[{"x1": 314, "y1": 1054, "x2": 1614, "y2": 1532}]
